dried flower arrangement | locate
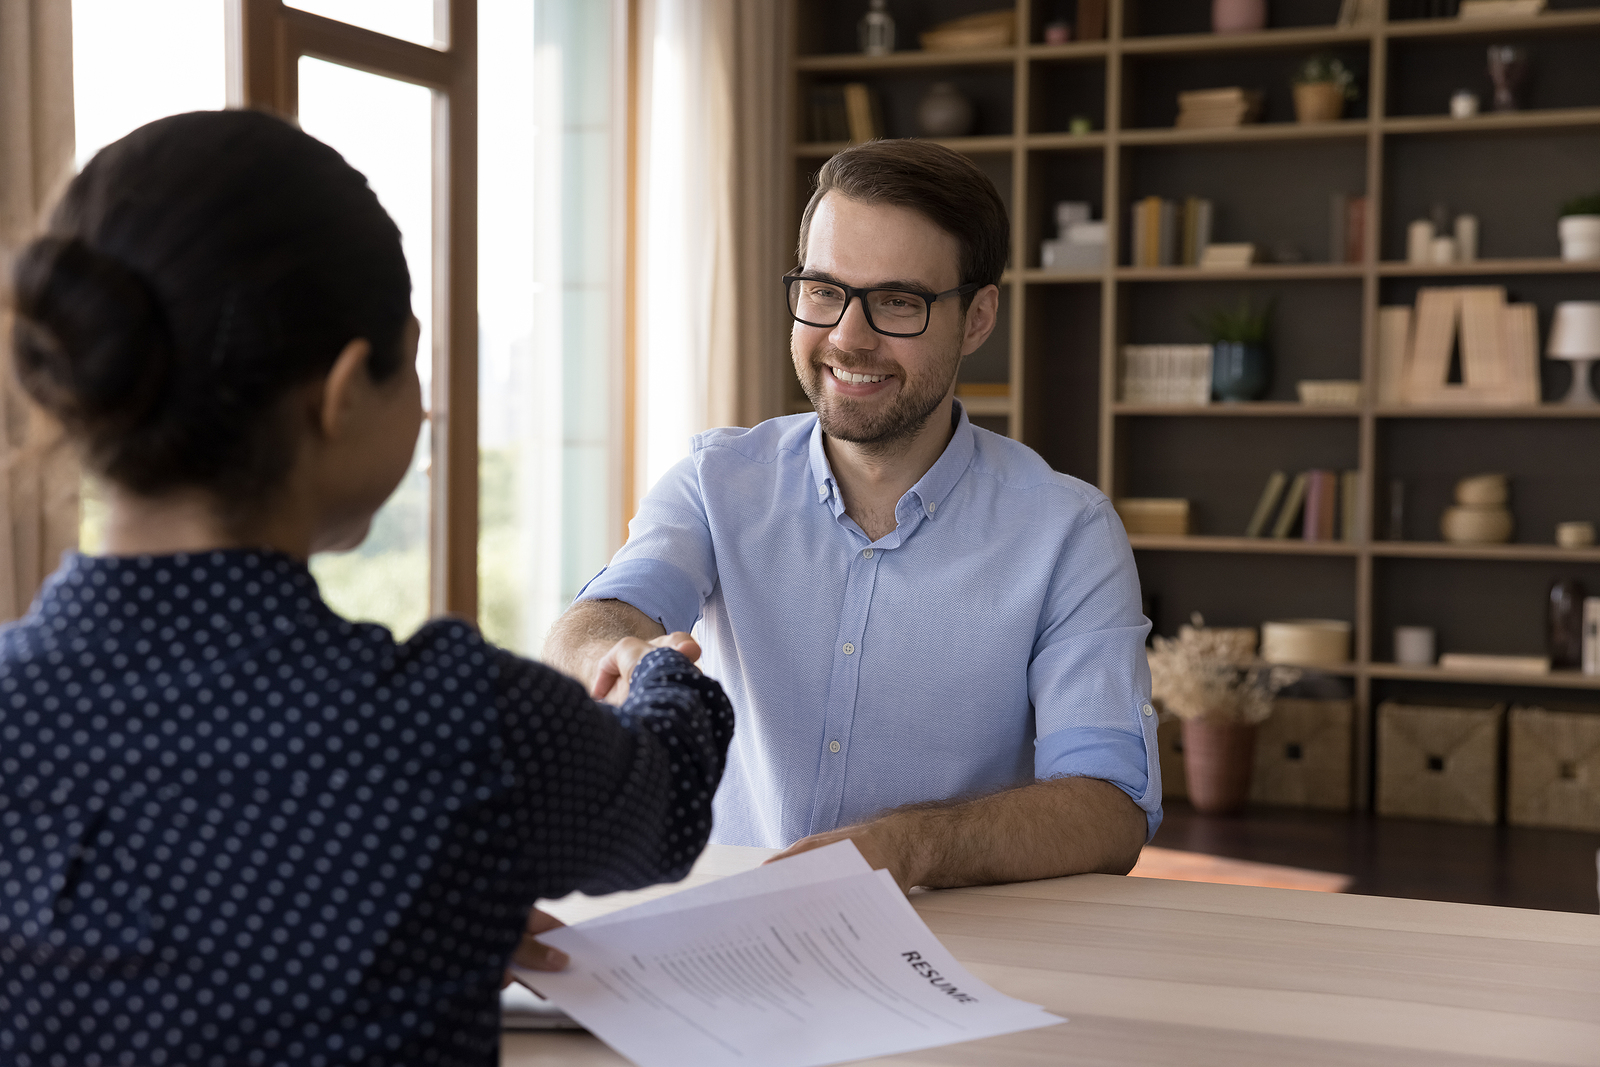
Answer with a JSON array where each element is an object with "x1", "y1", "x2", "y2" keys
[{"x1": 1147, "y1": 614, "x2": 1301, "y2": 724}]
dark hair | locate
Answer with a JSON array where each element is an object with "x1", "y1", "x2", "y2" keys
[
  {"x1": 9, "y1": 109, "x2": 411, "y2": 503},
  {"x1": 796, "y1": 139, "x2": 1009, "y2": 300}
]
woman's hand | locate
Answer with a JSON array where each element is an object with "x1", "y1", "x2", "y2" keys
[{"x1": 501, "y1": 907, "x2": 569, "y2": 988}]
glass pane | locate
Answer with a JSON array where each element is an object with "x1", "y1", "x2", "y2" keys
[
  {"x1": 72, "y1": 0, "x2": 227, "y2": 552},
  {"x1": 477, "y1": 0, "x2": 617, "y2": 656},
  {"x1": 285, "y1": 0, "x2": 438, "y2": 47},
  {"x1": 298, "y1": 57, "x2": 434, "y2": 639}
]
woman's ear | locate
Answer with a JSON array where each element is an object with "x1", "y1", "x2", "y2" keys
[{"x1": 318, "y1": 338, "x2": 373, "y2": 439}]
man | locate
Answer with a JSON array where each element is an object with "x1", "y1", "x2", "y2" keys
[{"x1": 546, "y1": 139, "x2": 1158, "y2": 891}]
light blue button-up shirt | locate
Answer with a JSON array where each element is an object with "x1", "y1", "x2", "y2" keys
[{"x1": 578, "y1": 404, "x2": 1161, "y2": 848}]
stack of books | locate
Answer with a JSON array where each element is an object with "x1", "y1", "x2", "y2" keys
[
  {"x1": 807, "y1": 83, "x2": 883, "y2": 144},
  {"x1": 1129, "y1": 196, "x2": 1213, "y2": 267},
  {"x1": 1377, "y1": 286, "x2": 1540, "y2": 407},
  {"x1": 1198, "y1": 243, "x2": 1256, "y2": 269},
  {"x1": 1176, "y1": 87, "x2": 1263, "y2": 129},
  {"x1": 1246, "y1": 470, "x2": 1360, "y2": 541},
  {"x1": 1119, "y1": 344, "x2": 1213, "y2": 405},
  {"x1": 1114, "y1": 498, "x2": 1191, "y2": 536},
  {"x1": 1328, "y1": 193, "x2": 1368, "y2": 264}
]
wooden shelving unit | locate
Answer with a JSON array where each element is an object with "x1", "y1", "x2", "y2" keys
[{"x1": 787, "y1": 0, "x2": 1600, "y2": 809}]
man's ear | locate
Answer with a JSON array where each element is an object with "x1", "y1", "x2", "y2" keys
[
  {"x1": 318, "y1": 338, "x2": 373, "y2": 439},
  {"x1": 959, "y1": 284, "x2": 1001, "y2": 357}
]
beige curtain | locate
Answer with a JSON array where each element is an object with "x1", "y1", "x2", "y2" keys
[
  {"x1": 0, "y1": 0, "x2": 79, "y2": 621},
  {"x1": 704, "y1": 0, "x2": 788, "y2": 431}
]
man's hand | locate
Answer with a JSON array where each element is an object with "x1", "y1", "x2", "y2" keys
[
  {"x1": 591, "y1": 631, "x2": 701, "y2": 703},
  {"x1": 501, "y1": 907, "x2": 568, "y2": 989},
  {"x1": 767, "y1": 815, "x2": 921, "y2": 893}
]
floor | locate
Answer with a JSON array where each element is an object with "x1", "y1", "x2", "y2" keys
[{"x1": 1148, "y1": 800, "x2": 1600, "y2": 914}]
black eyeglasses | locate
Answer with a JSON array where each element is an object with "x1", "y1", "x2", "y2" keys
[{"x1": 784, "y1": 275, "x2": 981, "y2": 338}]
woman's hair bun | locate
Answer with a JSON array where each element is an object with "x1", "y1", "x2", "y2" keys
[{"x1": 11, "y1": 233, "x2": 173, "y2": 433}]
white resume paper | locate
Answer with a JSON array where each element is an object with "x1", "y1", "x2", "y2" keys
[{"x1": 516, "y1": 844, "x2": 1063, "y2": 1067}]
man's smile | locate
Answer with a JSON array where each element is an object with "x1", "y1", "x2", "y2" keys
[{"x1": 828, "y1": 365, "x2": 892, "y2": 385}]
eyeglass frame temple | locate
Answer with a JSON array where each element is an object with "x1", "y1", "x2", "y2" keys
[{"x1": 782, "y1": 274, "x2": 984, "y2": 338}]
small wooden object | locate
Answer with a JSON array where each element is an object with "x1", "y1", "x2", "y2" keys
[
  {"x1": 1114, "y1": 498, "x2": 1191, "y2": 536},
  {"x1": 1261, "y1": 619, "x2": 1351, "y2": 665},
  {"x1": 1508, "y1": 705, "x2": 1600, "y2": 831},
  {"x1": 920, "y1": 10, "x2": 1016, "y2": 51},
  {"x1": 1376, "y1": 702, "x2": 1504, "y2": 824}
]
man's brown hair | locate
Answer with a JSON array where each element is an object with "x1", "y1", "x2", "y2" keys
[{"x1": 795, "y1": 139, "x2": 1009, "y2": 301}]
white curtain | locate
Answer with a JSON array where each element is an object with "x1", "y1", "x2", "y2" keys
[
  {"x1": 633, "y1": 0, "x2": 788, "y2": 504},
  {"x1": 0, "y1": 0, "x2": 79, "y2": 622}
]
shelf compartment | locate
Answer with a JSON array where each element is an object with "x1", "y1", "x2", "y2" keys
[
  {"x1": 1113, "y1": 403, "x2": 1360, "y2": 417},
  {"x1": 1117, "y1": 120, "x2": 1372, "y2": 146},
  {"x1": 1371, "y1": 541, "x2": 1600, "y2": 563},
  {"x1": 1367, "y1": 664, "x2": 1600, "y2": 690},
  {"x1": 1130, "y1": 535, "x2": 1359, "y2": 555}
]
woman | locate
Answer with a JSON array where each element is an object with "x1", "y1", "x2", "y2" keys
[{"x1": 0, "y1": 109, "x2": 733, "y2": 1066}]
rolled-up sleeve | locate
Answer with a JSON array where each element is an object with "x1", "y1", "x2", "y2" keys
[
  {"x1": 577, "y1": 456, "x2": 718, "y2": 633},
  {"x1": 1029, "y1": 499, "x2": 1163, "y2": 839}
]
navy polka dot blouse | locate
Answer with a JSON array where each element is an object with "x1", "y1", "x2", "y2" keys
[{"x1": 0, "y1": 550, "x2": 734, "y2": 1066}]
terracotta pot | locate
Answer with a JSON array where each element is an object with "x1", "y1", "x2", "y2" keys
[
  {"x1": 1212, "y1": 0, "x2": 1266, "y2": 33},
  {"x1": 1294, "y1": 82, "x2": 1346, "y2": 123},
  {"x1": 1181, "y1": 719, "x2": 1258, "y2": 815}
]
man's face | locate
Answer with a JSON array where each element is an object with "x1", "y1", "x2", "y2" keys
[{"x1": 791, "y1": 193, "x2": 982, "y2": 451}]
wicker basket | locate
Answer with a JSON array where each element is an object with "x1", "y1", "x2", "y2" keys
[
  {"x1": 1376, "y1": 701, "x2": 1503, "y2": 824},
  {"x1": 1508, "y1": 706, "x2": 1600, "y2": 831},
  {"x1": 920, "y1": 10, "x2": 1016, "y2": 51},
  {"x1": 1251, "y1": 698, "x2": 1353, "y2": 810},
  {"x1": 1297, "y1": 379, "x2": 1362, "y2": 406}
]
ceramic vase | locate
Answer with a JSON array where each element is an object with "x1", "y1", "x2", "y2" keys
[
  {"x1": 916, "y1": 82, "x2": 974, "y2": 137},
  {"x1": 1293, "y1": 82, "x2": 1345, "y2": 123},
  {"x1": 1181, "y1": 719, "x2": 1257, "y2": 815},
  {"x1": 1212, "y1": 0, "x2": 1266, "y2": 34},
  {"x1": 1559, "y1": 216, "x2": 1600, "y2": 261},
  {"x1": 1211, "y1": 341, "x2": 1270, "y2": 401}
]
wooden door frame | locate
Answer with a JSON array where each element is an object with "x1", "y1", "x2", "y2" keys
[{"x1": 224, "y1": 0, "x2": 480, "y2": 622}]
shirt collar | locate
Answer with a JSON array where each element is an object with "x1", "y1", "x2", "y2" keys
[{"x1": 806, "y1": 400, "x2": 978, "y2": 521}]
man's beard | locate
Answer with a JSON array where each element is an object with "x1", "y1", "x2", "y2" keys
[{"x1": 796, "y1": 343, "x2": 960, "y2": 453}]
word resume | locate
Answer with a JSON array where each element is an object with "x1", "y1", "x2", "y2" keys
[{"x1": 514, "y1": 842, "x2": 1062, "y2": 1067}]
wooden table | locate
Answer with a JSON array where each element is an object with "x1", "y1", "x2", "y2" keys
[{"x1": 504, "y1": 846, "x2": 1600, "y2": 1067}]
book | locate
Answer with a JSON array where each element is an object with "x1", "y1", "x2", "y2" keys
[
  {"x1": 1340, "y1": 470, "x2": 1360, "y2": 542},
  {"x1": 1271, "y1": 473, "x2": 1310, "y2": 539},
  {"x1": 1181, "y1": 197, "x2": 1213, "y2": 266},
  {"x1": 1501, "y1": 302, "x2": 1541, "y2": 404},
  {"x1": 1245, "y1": 471, "x2": 1289, "y2": 538},
  {"x1": 1176, "y1": 88, "x2": 1263, "y2": 129},
  {"x1": 1345, "y1": 195, "x2": 1367, "y2": 263},
  {"x1": 808, "y1": 86, "x2": 850, "y2": 142},
  {"x1": 1377, "y1": 306, "x2": 1412, "y2": 405},
  {"x1": 1119, "y1": 345, "x2": 1212, "y2": 404},
  {"x1": 1459, "y1": 286, "x2": 1508, "y2": 394},
  {"x1": 1458, "y1": 0, "x2": 1546, "y2": 16},
  {"x1": 1404, "y1": 287, "x2": 1463, "y2": 403},
  {"x1": 1437, "y1": 652, "x2": 1551, "y2": 674},
  {"x1": 1199, "y1": 243, "x2": 1255, "y2": 269},
  {"x1": 1303, "y1": 470, "x2": 1338, "y2": 542},
  {"x1": 1114, "y1": 498, "x2": 1191, "y2": 536},
  {"x1": 842, "y1": 82, "x2": 883, "y2": 144},
  {"x1": 1158, "y1": 198, "x2": 1177, "y2": 267}
]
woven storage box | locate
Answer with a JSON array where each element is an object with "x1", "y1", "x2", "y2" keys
[
  {"x1": 1376, "y1": 702, "x2": 1504, "y2": 825},
  {"x1": 1157, "y1": 715, "x2": 1187, "y2": 799},
  {"x1": 1508, "y1": 706, "x2": 1600, "y2": 832},
  {"x1": 1251, "y1": 699, "x2": 1353, "y2": 811}
]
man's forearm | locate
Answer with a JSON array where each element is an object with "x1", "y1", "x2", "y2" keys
[
  {"x1": 776, "y1": 776, "x2": 1147, "y2": 891},
  {"x1": 543, "y1": 598, "x2": 665, "y2": 690},
  {"x1": 889, "y1": 776, "x2": 1146, "y2": 888}
]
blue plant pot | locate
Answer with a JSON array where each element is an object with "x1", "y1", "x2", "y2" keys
[{"x1": 1211, "y1": 341, "x2": 1270, "y2": 402}]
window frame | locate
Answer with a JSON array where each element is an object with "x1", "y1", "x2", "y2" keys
[{"x1": 224, "y1": 0, "x2": 480, "y2": 620}]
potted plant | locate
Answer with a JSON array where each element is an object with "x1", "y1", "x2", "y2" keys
[
  {"x1": 1148, "y1": 616, "x2": 1300, "y2": 815},
  {"x1": 1293, "y1": 52, "x2": 1358, "y2": 123},
  {"x1": 1195, "y1": 296, "x2": 1274, "y2": 402},
  {"x1": 1559, "y1": 193, "x2": 1600, "y2": 262}
]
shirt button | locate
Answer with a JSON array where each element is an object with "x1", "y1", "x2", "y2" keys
[
  {"x1": 842, "y1": 642, "x2": 855, "y2": 655},
  {"x1": 862, "y1": 548, "x2": 873, "y2": 559},
  {"x1": 829, "y1": 740, "x2": 841, "y2": 753},
  {"x1": 928, "y1": 501, "x2": 937, "y2": 513},
  {"x1": 1142, "y1": 703, "x2": 1155, "y2": 717}
]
